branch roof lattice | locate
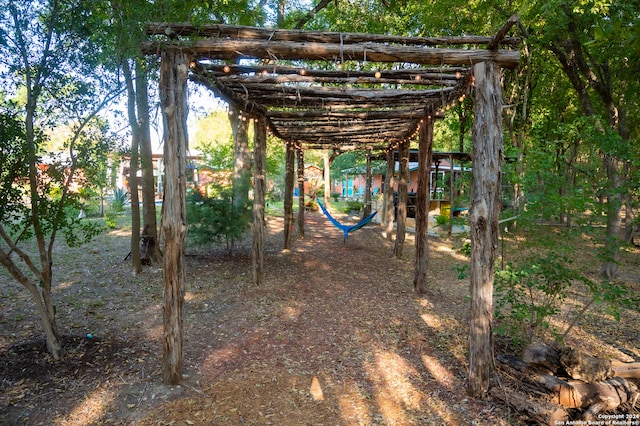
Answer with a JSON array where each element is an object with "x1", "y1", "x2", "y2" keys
[{"x1": 143, "y1": 18, "x2": 520, "y2": 153}]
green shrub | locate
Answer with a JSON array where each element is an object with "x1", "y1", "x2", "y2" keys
[
  {"x1": 104, "y1": 212, "x2": 117, "y2": 229},
  {"x1": 434, "y1": 214, "x2": 450, "y2": 227},
  {"x1": 111, "y1": 187, "x2": 128, "y2": 212},
  {"x1": 186, "y1": 190, "x2": 252, "y2": 252},
  {"x1": 494, "y1": 253, "x2": 582, "y2": 347},
  {"x1": 343, "y1": 200, "x2": 363, "y2": 213}
]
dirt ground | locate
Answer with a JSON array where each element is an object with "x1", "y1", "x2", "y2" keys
[{"x1": 1, "y1": 210, "x2": 639, "y2": 425}]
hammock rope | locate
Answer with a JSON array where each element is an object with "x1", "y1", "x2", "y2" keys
[{"x1": 316, "y1": 199, "x2": 377, "y2": 241}]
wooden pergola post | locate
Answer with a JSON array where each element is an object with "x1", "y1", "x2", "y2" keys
[
  {"x1": 383, "y1": 149, "x2": 395, "y2": 240},
  {"x1": 323, "y1": 149, "x2": 331, "y2": 207},
  {"x1": 296, "y1": 146, "x2": 305, "y2": 238},
  {"x1": 363, "y1": 149, "x2": 373, "y2": 217},
  {"x1": 414, "y1": 117, "x2": 434, "y2": 294},
  {"x1": 448, "y1": 153, "x2": 455, "y2": 236},
  {"x1": 252, "y1": 115, "x2": 267, "y2": 285},
  {"x1": 468, "y1": 60, "x2": 503, "y2": 397},
  {"x1": 283, "y1": 141, "x2": 295, "y2": 250},
  {"x1": 159, "y1": 48, "x2": 190, "y2": 386},
  {"x1": 394, "y1": 139, "x2": 410, "y2": 258}
]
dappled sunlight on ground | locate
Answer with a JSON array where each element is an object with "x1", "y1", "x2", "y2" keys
[
  {"x1": 54, "y1": 386, "x2": 115, "y2": 426},
  {"x1": 366, "y1": 350, "x2": 423, "y2": 419},
  {"x1": 432, "y1": 240, "x2": 469, "y2": 262},
  {"x1": 421, "y1": 353, "x2": 455, "y2": 388},
  {"x1": 108, "y1": 228, "x2": 131, "y2": 237},
  {"x1": 421, "y1": 311, "x2": 443, "y2": 329},
  {"x1": 337, "y1": 377, "x2": 374, "y2": 424},
  {"x1": 17, "y1": 214, "x2": 638, "y2": 424}
]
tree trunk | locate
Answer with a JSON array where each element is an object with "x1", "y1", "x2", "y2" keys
[
  {"x1": 323, "y1": 149, "x2": 331, "y2": 207},
  {"x1": 297, "y1": 146, "x2": 305, "y2": 238},
  {"x1": 283, "y1": 142, "x2": 295, "y2": 250},
  {"x1": 136, "y1": 59, "x2": 159, "y2": 264},
  {"x1": 231, "y1": 105, "x2": 252, "y2": 208},
  {"x1": 122, "y1": 59, "x2": 142, "y2": 274},
  {"x1": 384, "y1": 149, "x2": 395, "y2": 240},
  {"x1": 414, "y1": 117, "x2": 434, "y2": 294},
  {"x1": 393, "y1": 140, "x2": 410, "y2": 258},
  {"x1": 601, "y1": 153, "x2": 623, "y2": 278},
  {"x1": 252, "y1": 115, "x2": 267, "y2": 286},
  {"x1": 548, "y1": 11, "x2": 628, "y2": 279},
  {"x1": 468, "y1": 61, "x2": 503, "y2": 397},
  {"x1": 159, "y1": 48, "x2": 190, "y2": 385}
]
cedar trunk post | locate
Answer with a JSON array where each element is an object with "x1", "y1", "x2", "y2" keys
[
  {"x1": 448, "y1": 153, "x2": 455, "y2": 236},
  {"x1": 323, "y1": 150, "x2": 331, "y2": 207},
  {"x1": 414, "y1": 117, "x2": 434, "y2": 294},
  {"x1": 468, "y1": 60, "x2": 503, "y2": 397},
  {"x1": 252, "y1": 115, "x2": 267, "y2": 285},
  {"x1": 283, "y1": 141, "x2": 295, "y2": 250},
  {"x1": 297, "y1": 146, "x2": 305, "y2": 238},
  {"x1": 363, "y1": 149, "x2": 372, "y2": 217},
  {"x1": 394, "y1": 139, "x2": 410, "y2": 258},
  {"x1": 159, "y1": 48, "x2": 190, "y2": 386},
  {"x1": 383, "y1": 149, "x2": 395, "y2": 240}
]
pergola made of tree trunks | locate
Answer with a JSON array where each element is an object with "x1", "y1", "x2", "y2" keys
[{"x1": 143, "y1": 17, "x2": 520, "y2": 396}]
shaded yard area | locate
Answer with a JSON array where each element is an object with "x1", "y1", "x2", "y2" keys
[{"x1": 1, "y1": 211, "x2": 639, "y2": 425}]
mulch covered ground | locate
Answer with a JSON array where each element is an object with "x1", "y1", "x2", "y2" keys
[{"x1": 1, "y1": 210, "x2": 638, "y2": 425}]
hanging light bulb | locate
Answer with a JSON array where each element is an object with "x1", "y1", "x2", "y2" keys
[
  {"x1": 223, "y1": 65, "x2": 231, "y2": 73},
  {"x1": 374, "y1": 70, "x2": 381, "y2": 78}
]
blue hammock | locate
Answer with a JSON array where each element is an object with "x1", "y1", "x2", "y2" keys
[{"x1": 317, "y1": 199, "x2": 378, "y2": 241}]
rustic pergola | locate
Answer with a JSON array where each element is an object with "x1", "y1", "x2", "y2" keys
[{"x1": 143, "y1": 17, "x2": 520, "y2": 396}]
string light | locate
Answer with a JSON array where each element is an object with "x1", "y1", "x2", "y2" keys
[
  {"x1": 374, "y1": 71, "x2": 381, "y2": 78},
  {"x1": 223, "y1": 65, "x2": 231, "y2": 73},
  {"x1": 455, "y1": 71, "x2": 462, "y2": 79},
  {"x1": 415, "y1": 74, "x2": 421, "y2": 81}
]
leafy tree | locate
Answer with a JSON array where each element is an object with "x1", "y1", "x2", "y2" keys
[
  {"x1": 195, "y1": 110, "x2": 235, "y2": 170},
  {"x1": 0, "y1": 0, "x2": 120, "y2": 359}
]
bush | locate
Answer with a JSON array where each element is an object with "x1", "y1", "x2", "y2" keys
[
  {"x1": 186, "y1": 190, "x2": 252, "y2": 252},
  {"x1": 111, "y1": 187, "x2": 128, "y2": 212},
  {"x1": 343, "y1": 200, "x2": 363, "y2": 213},
  {"x1": 104, "y1": 212, "x2": 117, "y2": 229},
  {"x1": 434, "y1": 214, "x2": 450, "y2": 227},
  {"x1": 494, "y1": 253, "x2": 582, "y2": 347}
]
